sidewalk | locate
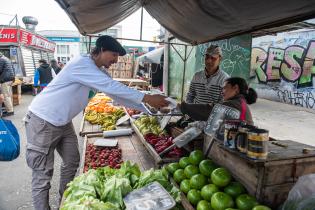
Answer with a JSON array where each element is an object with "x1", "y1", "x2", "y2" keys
[{"x1": 251, "y1": 98, "x2": 315, "y2": 146}]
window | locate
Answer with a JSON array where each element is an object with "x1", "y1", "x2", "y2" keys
[{"x1": 57, "y1": 45, "x2": 70, "y2": 54}]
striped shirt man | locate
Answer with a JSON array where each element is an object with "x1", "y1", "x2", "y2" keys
[{"x1": 186, "y1": 69, "x2": 229, "y2": 104}]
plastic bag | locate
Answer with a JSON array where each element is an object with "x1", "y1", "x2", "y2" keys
[
  {"x1": 0, "y1": 119, "x2": 20, "y2": 161},
  {"x1": 280, "y1": 174, "x2": 315, "y2": 210}
]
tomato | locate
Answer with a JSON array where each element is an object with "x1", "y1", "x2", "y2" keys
[
  {"x1": 167, "y1": 162, "x2": 180, "y2": 174},
  {"x1": 190, "y1": 174, "x2": 207, "y2": 190},
  {"x1": 179, "y1": 156, "x2": 191, "y2": 168},
  {"x1": 197, "y1": 200, "x2": 213, "y2": 210},
  {"x1": 184, "y1": 165, "x2": 200, "y2": 178},
  {"x1": 252, "y1": 205, "x2": 271, "y2": 210},
  {"x1": 180, "y1": 179, "x2": 191, "y2": 194},
  {"x1": 211, "y1": 192, "x2": 234, "y2": 210},
  {"x1": 173, "y1": 169, "x2": 186, "y2": 183},
  {"x1": 189, "y1": 150, "x2": 204, "y2": 165},
  {"x1": 187, "y1": 189, "x2": 202, "y2": 206},
  {"x1": 224, "y1": 182, "x2": 246, "y2": 198},
  {"x1": 201, "y1": 184, "x2": 219, "y2": 201},
  {"x1": 211, "y1": 168, "x2": 232, "y2": 187},
  {"x1": 236, "y1": 194, "x2": 259, "y2": 210},
  {"x1": 199, "y1": 159, "x2": 218, "y2": 177}
]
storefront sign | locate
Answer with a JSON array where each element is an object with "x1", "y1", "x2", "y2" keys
[
  {"x1": 0, "y1": 28, "x2": 18, "y2": 43},
  {"x1": 204, "y1": 104, "x2": 240, "y2": 140},
  {"x1": 0, "y1": 27, "x2": 55, "y2": 52},
  {"x1": 47, "y1": 37, "x2": 80, "y2": 42}
]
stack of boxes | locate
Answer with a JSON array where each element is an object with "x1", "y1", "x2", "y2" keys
[{"x1": 108, "y1": 54, "x2": 133, "y2": 78}]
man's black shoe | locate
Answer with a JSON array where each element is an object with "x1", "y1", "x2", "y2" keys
[{"x1": 2, "y1": 112, "x2": 14, "y2": 117}]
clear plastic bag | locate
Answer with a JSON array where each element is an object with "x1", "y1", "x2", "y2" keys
[{"x1": 280, "y1": 174, "x2": 315, "y2": 210}]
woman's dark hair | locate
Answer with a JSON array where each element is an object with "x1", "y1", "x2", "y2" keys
[{"x1": 225, "y1": 77, "x2": 257, "y2": 104}]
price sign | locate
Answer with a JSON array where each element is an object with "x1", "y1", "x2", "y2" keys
[
  {"x1": 123, "y1": 182, "x2": 175, "y2": 210},
  {"x1": 204, "y1": 104, "x2": 240, "y2": 140}
]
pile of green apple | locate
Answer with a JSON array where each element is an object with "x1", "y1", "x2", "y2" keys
[
  {"x1": 134, "y1": 115, "x2": 166, "y2": 136},
  {"x1": 164, "y1": 150, "x2": 271, "y2": 210}
]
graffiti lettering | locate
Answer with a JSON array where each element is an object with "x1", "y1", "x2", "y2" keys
[
  {"x1": 251, "y1": 40, "x2": 315, "y2": 87},
  {"x1": 277, "y1": 89, "x2": 315, "y2": 109}
]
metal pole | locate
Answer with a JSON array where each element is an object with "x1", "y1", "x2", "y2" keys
[
  {"x1": 181, "y1": 45, "x2": 187, "y2": 101},
  {"x1": 140, "y1": 7, "x2": 143, "y2": 40},
  {"x1": 163, "y1": 31, "x2": 170, "y2": 95}
]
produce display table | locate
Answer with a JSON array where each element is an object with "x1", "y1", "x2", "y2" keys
[
  {"x1": 207, "y1": 138, "x2": 315, "y2": 208},
  {"x1": 80, "y1": 133, "x2": 155, "y2": 173}
]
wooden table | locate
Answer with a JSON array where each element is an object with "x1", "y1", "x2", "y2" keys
[{"x1": 207, "y1": 138, "x2": 315, "y2": 208}]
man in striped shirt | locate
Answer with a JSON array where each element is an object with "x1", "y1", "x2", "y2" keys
[{"x1": 186, "y1": 45, "x2": 229, "y2": 104}]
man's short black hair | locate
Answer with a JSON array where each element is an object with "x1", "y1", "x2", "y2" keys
[
  {"x1": 95, "y1": 35, "x2": 126, "y2": 56},
  {"x1": 39, "y1": 59, "x2": 47, "y2": 64}
]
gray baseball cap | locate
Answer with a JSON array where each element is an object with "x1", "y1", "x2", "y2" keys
[{"x1": 205, "y1": 45, "x2": 222, "y2": 56}]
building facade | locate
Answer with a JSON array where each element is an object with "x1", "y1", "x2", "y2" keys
[{"x1": 38, "y1": 25, "x2": 122, "y2": 64}]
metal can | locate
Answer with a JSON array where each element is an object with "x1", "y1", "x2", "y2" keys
[
  {"x1": 224, "y1": 119, "x2": 241, "y2": 149},
  {"x1": 247, "y1": 128, "x2": 269, "y2": 159}
]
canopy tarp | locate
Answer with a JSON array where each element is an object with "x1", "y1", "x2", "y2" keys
[
  {"x1": 137, "y1": 47, "x2": 164, "y2": 64},
  {"x1": 55, "y1": 0, "x2": 315, "y2": 44}
]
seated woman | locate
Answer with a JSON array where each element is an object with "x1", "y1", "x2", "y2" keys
[{"x1": 179, "y1": 77, "x2": 257, "y2": 125}]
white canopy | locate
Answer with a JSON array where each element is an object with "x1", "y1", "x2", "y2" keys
[
  {"x1": 55, "y1": 0, "x2": 315, "y2": 44},
  {"x1": 137, "y1": 47, "x2": 164, "y2": 64}
]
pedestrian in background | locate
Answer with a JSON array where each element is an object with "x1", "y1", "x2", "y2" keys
[
  {"x1": 50, "y1": 59, "x2": 61, "y2": 74},
  {"x1": 33, "y1": 59, "x2": 56, "y2": 93},
  {"x1": 0, "y1": 52, "x2": 14, "y2": 117}
]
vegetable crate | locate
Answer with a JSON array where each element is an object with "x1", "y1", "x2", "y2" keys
[
  {"x1": 206, "y1": 138, "x2": 315, "y2": 208},
  {"x1": 131, "y1": 122, "x2": 182, "y2": 168}
]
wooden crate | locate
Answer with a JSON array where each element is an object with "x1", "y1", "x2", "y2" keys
[
  {"x1": 207, "y1": 138, "x2": 315, "y2": 208},
  {"x1": 125, "y1": 70, "x2": 132, "y2": 78},
  {"x1": 131, "y1": 121, "x2": 181, "y2": 168}
]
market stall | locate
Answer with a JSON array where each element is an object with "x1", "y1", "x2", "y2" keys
[{"x1": 54, "y1": 1, "x2": 315, "y2": 209}]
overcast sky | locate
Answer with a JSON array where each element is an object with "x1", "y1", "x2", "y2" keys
[{"x1": 0, "y1": 0, "x2": 161, "y2": 46}]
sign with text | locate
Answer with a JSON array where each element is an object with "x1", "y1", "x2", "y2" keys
[
  {"x1": 204, "y1": 104, "x2": 240, "y2": 140},
  {"x1": 124, "y1": 182, "x2": 175, "y2": 210},
  {"x1": 0, "y1": 27, "x2": 55, "y2": 52}
]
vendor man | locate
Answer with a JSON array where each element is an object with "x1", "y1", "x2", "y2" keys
[
  {"x1": 24, "y1": 35, "x2": 169, "y2": 210},
  {"x1": 186, "y1": 45, "x2": 229, "y2": 104}
]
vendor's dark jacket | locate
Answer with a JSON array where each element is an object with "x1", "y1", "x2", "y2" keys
[{"x1": 180, "y1": 94, "x2": 254, "y2": 125}]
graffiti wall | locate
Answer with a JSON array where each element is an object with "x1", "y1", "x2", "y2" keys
[{"x1": 251, "y1": 30, "x2": 315, "y2": 109}]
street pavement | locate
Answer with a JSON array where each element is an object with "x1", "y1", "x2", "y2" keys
[
  {"x1": 0, "y1": 93, "x2": 83, "y2": 210},
  {"x1": 0, "y1": 93, "x2": 314, "y2": 210}
]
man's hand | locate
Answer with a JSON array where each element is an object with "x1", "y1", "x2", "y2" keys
[
  {"x1": 0, "y1": 94, "x2": 4, "y2": 104},
  {"x1": 142, "y1": 94, "x2": 169, "y2": 109}
]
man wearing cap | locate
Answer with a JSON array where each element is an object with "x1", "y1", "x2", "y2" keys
[
  {"x1": 186, "y1": 45, "x2": 229, "y2": 104},
  {"x1": 24, "y1": 35, "x2": 169, "y2": 210}
]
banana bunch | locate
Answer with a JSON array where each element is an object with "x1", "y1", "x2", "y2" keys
[
  {"x1": 85, "y1": 108, "x2": 126, "y2": 131},
  {"x1": 85, "y1": 110, "x2": 101, "y2": 124}
]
